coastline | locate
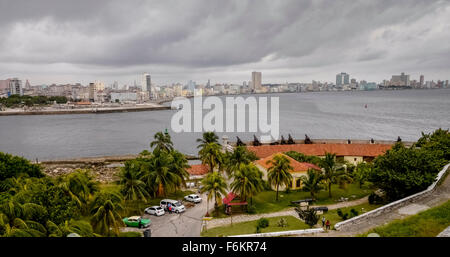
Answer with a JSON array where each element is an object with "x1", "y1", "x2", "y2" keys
[{"x1": 0, "y1": 105, "x2": 171, "y2": 116}]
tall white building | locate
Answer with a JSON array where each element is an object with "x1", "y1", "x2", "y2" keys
[
  {"x1": 9, "y1": 78, "x2": 23, "y2": 96},
  {"x1": 252, "y1": 71, "x2": 262, "y2": 91}
]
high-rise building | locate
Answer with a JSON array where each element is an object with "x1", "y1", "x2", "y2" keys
[
  {"x1": 252, "y1": 71, "x2": 262, "y2": 91},
  {"x1": 187, "y1": 80, "x2": 196, "y2": 92},
  {"x1": 420, "y1": 75, "x2": 424, "y2": 86},
  {"x1": 390, "y1": 72, "x2": 410, "y2": 87},
  {"x1": 336, "y1": 72, "x2": 350, "y2": 86},
  {"x1": 9, "y1": 78, "x2": 23, "y2": 96},
  {"x1": 142, "y1": 73, "x2": 151, "y2": 92}
]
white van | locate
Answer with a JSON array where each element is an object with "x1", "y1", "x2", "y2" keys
[{"x1": 160, "y1": 199, "x2": 186, "y2": 213}]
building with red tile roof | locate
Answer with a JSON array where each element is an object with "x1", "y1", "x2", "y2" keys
[
  {"x1": 187, "y1": 164, "x2": 209, "y2": 176},
  {"x1": 254, "y1": 153, "x2": 321, "y2": 191},
  {"x1": 248, "y1": 143, "x2": 392, "y2": 165}
]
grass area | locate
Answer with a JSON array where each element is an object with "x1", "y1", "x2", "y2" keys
[
  {"x1": 324, "y1": 202, "x2": 382, "y2": 228},
  {"x1": 98, "y1": 182, "x2": 194, "y2": 217},
  {"x1": 249, "y1": 183, "x2": 373, "y2": 214},
  {"x1": 201, "y1": 216, "x2": 310, "y2": 237},
  {"x1": 359, "y1": 200, "x2": 450, "y2": 237}
]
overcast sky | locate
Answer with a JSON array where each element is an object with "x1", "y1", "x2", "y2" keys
[{"x1": 0, "y1": 0, "x2": 449, "y2": 86}]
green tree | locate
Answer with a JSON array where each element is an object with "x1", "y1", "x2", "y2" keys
[
  {"x1": 354, "y1": 162, "x2": 372, "y2": 188},
  {"x1": 118, "y1": 161, "x2": 149, "y2": 202},
  {"x1": 199, "y1": 142, "x2": 224, "y2": 173},
  {"x1": 200, "y1": 171, "x2": 228, "y2": 215},
  {"x1": 230, "y1": 163, "x2": 264, "y2": 205},
  {"x1": 370, "y1": 142, "x2": 445, "y2": 201},
  {"x1": 0, "y1": 152, "x2": 44, "y2": 181},
  {"x1": 320, "y1": 153, "x2": 344, "y2": 198},
  {"x1": 90, "y1": 192, "x2": 124, "y2": 236},
  {"x1": 197, "y1": 132, "x2": 219, "y2": 149},
  {"x1": 150, "y1": 131, "x2": 174, "y2": 152},
  {"x1": 266, "y1": 154, "x2": 293, "y2": 201},
  {"x1": 224, "y1": 146, "x2": 258, "y2": 176},
  {"x1": 300, "y1": 169, "x2": 324, "y2": 200},
  {"x1": 57, "y1": 170, "x2": 99, "y2": 214}
]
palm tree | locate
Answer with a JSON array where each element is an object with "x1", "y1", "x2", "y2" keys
[
  {"x1": 58, "y1": 219, "x2": 96, "y2": 237},
  {"x1": 224, "y1": 146, "x2": 258, "y2": 176},
  {"x1": 320, "y1": 153, "x2": 344, "y2": 198},
  {"x1": 198, "y1": 142, "x2": 224, "y2": 173},
  {"x1": 57, "y1": 169, "x2": 99, "y2": 214},
  {"x1": 140, "y1": 150, "x2": 180, "y2": 197},
  {"x1": 168, "y1": 150, "x2": 190, "y2": 190},
  {"x1": 266, "y1": 154, "x2": 293, "y2": 201},
  {"x1": 90, "y1": 192, "x2": 124, "y2": 236},
  {"x1": 197, "y1": 132, "x2": 219, "y2": 149},
  {"x1": 200, "y1": 171, "x2": 228, "y2": 215},
  {"x1": 230, "y1": 163, "x2": 264, "y2": 205},
  {"x1": 117, "y1": 161, "x2": 149, "y2": 202},
  {"x1": 150, "y1": 131, "x2": 174, "y2": 152},
  {"x1": 300, "y1": 169, "x2": 324, "y2": 200}
]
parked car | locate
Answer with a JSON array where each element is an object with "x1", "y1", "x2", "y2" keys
[
  {"x1": 160, "y1": 199, "x2": 186, "y2": 213},
  {"x1": 123, "y1": 216, "x2": 151, "y2": 228},
  {"x1": 144, "y1": 206, "x2": 165, "y2": 216},
  {"x1": 184, "y1": 194, "x2": 202, "y2": 203}
]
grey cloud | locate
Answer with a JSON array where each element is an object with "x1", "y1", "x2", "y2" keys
[{"x1": 0, "y1": 0, "x2": 449, "y2": 84}]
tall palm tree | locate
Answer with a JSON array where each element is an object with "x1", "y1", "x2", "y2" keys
[
  {"x1": 225, "y1": 146, "x2": 258, "y2": 176},
  {"x1": 266, "y1": 154, "x2": 293, "y2": 201},
  {"x1": 300, "y1": 169, "x2": 324, "y2": 200},
  {"x1": 230, "y1": 163, "x2": 264, "y2": 205},
  {"x1": 197, "y1": 132, "x2": 219, "y2": 149},
  {"x1": 169, "y1": 150, "x2": 190, "y2": 190},
  {"x1": 200, "y1": 171, "x2": 228, "y2": 215},
  {"x1": 320, "y1": 153, "x2": 344, "y2": 197},
  {"x1": 141, "y1": 150, "x2": 180, "y2": 197},
  {"x1": 90, "y1": 192, "x2": 124, "y2": 237},
  {"x1": 117, "y1": 161, "x2": 149, "y2": 202},
  {"x1": 150, "y1": 131, "x2": 174, "y2": 152},
  {"x1": 198, "y1": 142, "x2": 224, "y2": 173}
]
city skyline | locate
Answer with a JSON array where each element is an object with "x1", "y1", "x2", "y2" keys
[{"x1": 1, "y1": 0, "x2": 450, "y2": 85}]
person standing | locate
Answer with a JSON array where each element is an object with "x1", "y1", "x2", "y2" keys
[
  {"x1": 325, "y1": 220, "x2": 331, "y2": 230},
  {"x1": 322, "y1": 216, "x2": 326, "y2": 227},
  {"x1": 167, "y1": 202, "x2": 172, "y2": 213}
]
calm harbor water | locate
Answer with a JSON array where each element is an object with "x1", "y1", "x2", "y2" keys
[{"x1": 0, "y1": 89, "x2": 449, "y2": 161}]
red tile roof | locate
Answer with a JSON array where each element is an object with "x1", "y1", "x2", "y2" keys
[
  {"x1": 187, "y1": 164, "x2": 209, "y2": 176},
  {"x1": 248, "y1": 144, "x2": 392, "y2": 159},
  {"x1": 256, "y1": 153, "x2": 321, "y2": 173}
]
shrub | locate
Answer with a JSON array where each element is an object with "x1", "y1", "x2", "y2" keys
[
  {"x1": 255, "y1": 226, "x2": 261, "y2": 234},
  {"x1": 350, "y1": 208, "x2": 359, "y2": 218},
  {"x1": 368, "y1": 192, "x2": 385, "y2": 205},
  {"x1": 277, "y1": 218, "x2": 288, "y2": 227},
  {"x1": 337, "y1": 208, "x2": 349, "y2": 220},
  {"x1": 296, "y1": 208, "x2": 320, "y2": 228},
  {"x1": 257, "y1": 218, "x2": 269, "y2": 228}
]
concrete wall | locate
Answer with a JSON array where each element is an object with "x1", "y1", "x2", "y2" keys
[
  {"x1": 229, "y1": 228, "x2": 324, "y2": 237},
  {"x1": 334, "y1": 163, "x2": 450, "y2": 231}
]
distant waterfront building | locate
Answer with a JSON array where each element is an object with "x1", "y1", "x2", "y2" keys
[
  {"x1": 420, "y1": 75, "x2": 424, "y2": 87},
  {"x1": 142, "y1": 73, "x2": 151, "y2": 92},
  {"x1": 9, "y1": 78, "x2": 23, "y2": 96},
  {"x1": 88, "y1": 83, "x2": 95, "y2": 101},
  {"x1": 0, "y1": 79, "x2": 9, "y2": 93},
  {"x1": 252, "y1": 71, "x2": 262, "y2": 91},
  {"x1": 390, "y1": 72, "x2": 410, "y2": 87},
  {"x1": 110, "y1": 92, "x2": 137, "y2": 102},
  {"x1": 336, "y1": 72, "x2": 350, "y2": 87}
]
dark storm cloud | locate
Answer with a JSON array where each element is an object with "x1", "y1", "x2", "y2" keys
[{"x1": 0, "y1": 0, "x2": 449, "y2": 84}]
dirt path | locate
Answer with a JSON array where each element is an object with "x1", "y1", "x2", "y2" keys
[
  {"x1": 311, "y1": 167, "x2": 450, "y2": 237},
  {"x1": 206, "y1": 196, "x2": 369, "y2": 229}
]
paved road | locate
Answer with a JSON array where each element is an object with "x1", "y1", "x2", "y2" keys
[{"x1": 123, "y1": 193, "x2": 208, "y2": 237}]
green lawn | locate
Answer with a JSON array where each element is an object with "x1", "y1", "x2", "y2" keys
[
  {"x1": 249, "y1": 183, "x2": 373, "y2": 214},
  {"x1": 359, "y1": 200, "x2": 450, "y2": 237},
  {"x1": 201, "y1": 216, "x2": 310, "y2": 237},
  {"x1": 324, "y1": 202, "x2": 382, "y2": 229}
]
